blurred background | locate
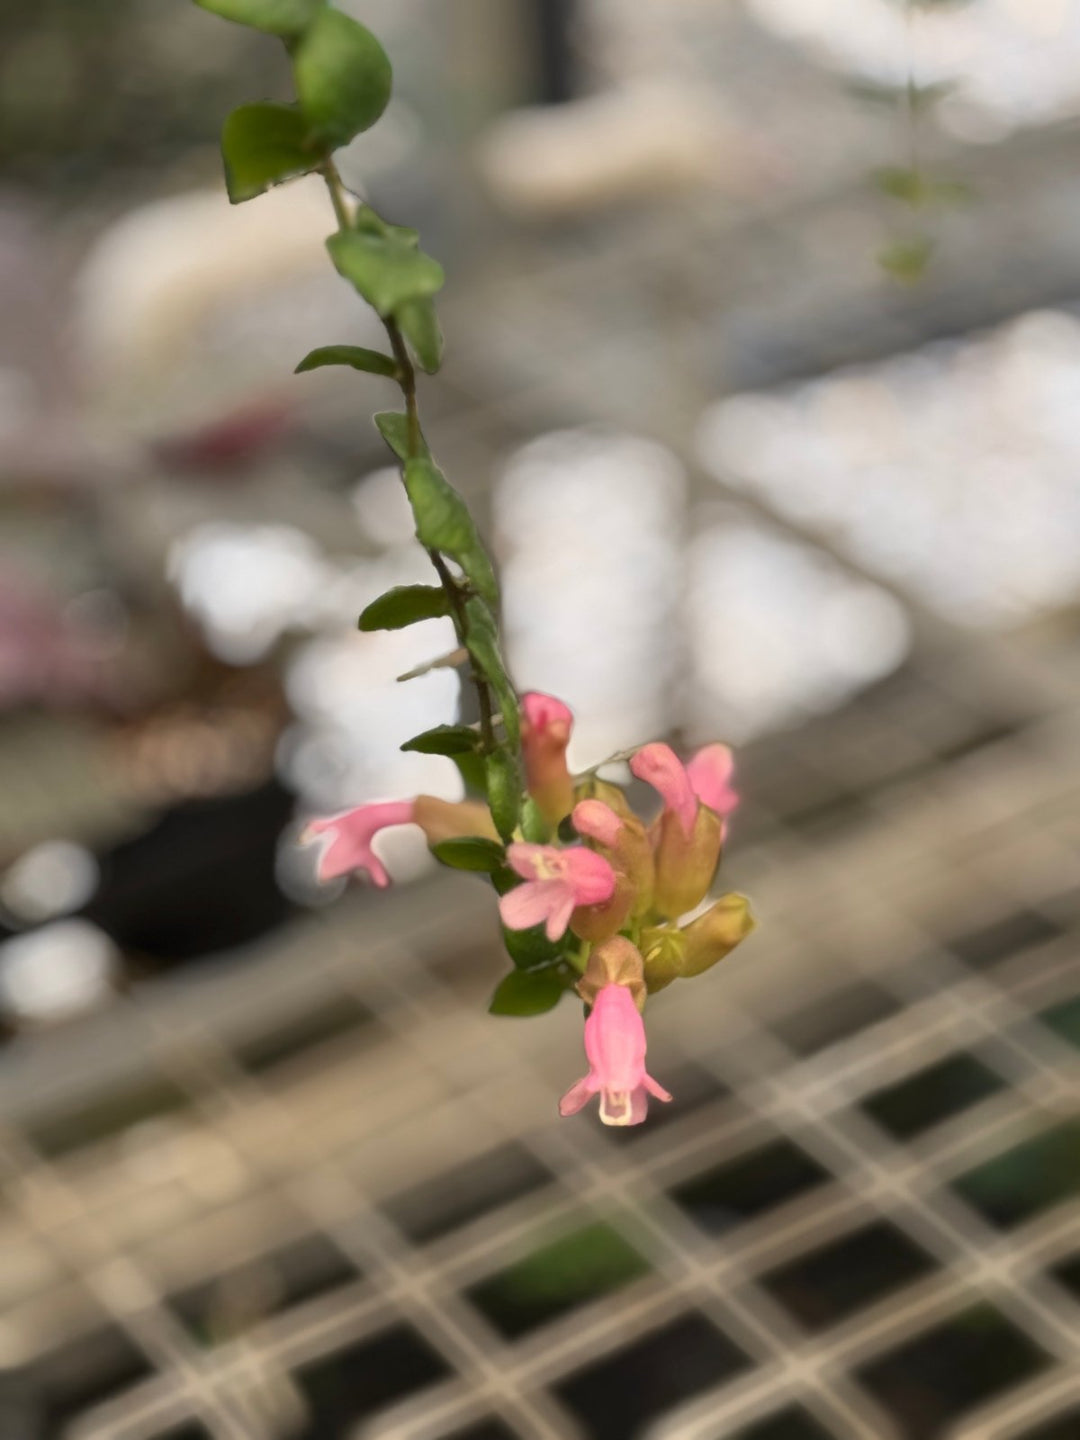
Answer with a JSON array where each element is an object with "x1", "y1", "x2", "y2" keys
[{"x1": 1, "y1": 1, "x2": 1079, "y2": 1436}]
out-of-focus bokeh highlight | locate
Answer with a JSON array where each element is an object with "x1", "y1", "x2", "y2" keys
[{"x1": 1, "y1": 2, "x2": 1079, "y2": 1437}]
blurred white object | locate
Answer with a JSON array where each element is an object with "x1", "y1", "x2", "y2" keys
[
  {"x1": 1, "y1": 841, "x2": 99, "y2": 925},
  {"x1": 0, "y1": 919, "x2": 118, "y2": 1025},
  {"x1": 169, "y1": 522, "x2": 333, "y2": 665},
  {"x1": 698, "y1": 309, "x2": 1080, "y2": 629},
  {"x1": 685, "y1": 517, "x2": 910, "y2": 742},
  {"x1": 496, "y1": 428, "x2": 684, "y2": 762},
  {"x1": 73, "y1": 178, "x2": 365, "y2": 414},
  {"x1": 478, "y1": 81, "x2": 778, "y2": 218},
  {"x1": 747, "y1": 0, "x2": 1080, "y2": 140}
]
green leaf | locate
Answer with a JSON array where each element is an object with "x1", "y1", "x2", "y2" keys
[
  {"x1": 358, "y1": 585, "x2": 450, "y2": 632},
  {"x1": 431, "y1": 837, "x2": 506, "y2": 873},
  {"x1": 452, "y1": 751, "x2": 488, "y2": 795},
  {"x1": 501, "y1": 920, "x2": 567, "y2": 971},
  {"x1": 874, "y1": 166, "x2": 930, "y2": 207},
  {"x1": 404, "y1": 461, "x2": 500, "y2": 610},
  {"x1": 464, "y1": 599, "x2": 519, "y2": 746},
  {"x1": 326, "y1": 229, "x2": 443, "y2": 318},
  {"x1": 520, "y1": 797, "x2": 552, "y2": 843},
  {"x1": 878, "y1": 236, "x2": 935, "y2": 284},
  {"x1": 195, "y1": 0, "x2": 324, "y2": 36},
  {"x1": 396, "y1": 297, "x2": 443, "y2": 373},
  {"x1": 221, "y1": 103, "x2": 317, "y2": 203},
  {"x1": 489, "y1": 967, "x2": 568, "y2": 1016},
  {"x1": 296, "y1": 344, "x2": 398, "y2": 377},
  {"x1": 845, "y1": 78, "x2": 954, "y2": 112},
  {"x1": 405, "y1": 456, "x2": 474, "y2": 552},
  {"x1": 293, "y1": 7, "x2": 392, "y2": 148},
  {"x1": 401, "y1": 724, "x2": 480, "y2": 756},
  {"x1": 485, "y1": 747, "x2": 522, "y2": 842},
  {"x1": 374, "y1": 411, "x2": 426, "y2": 462}
]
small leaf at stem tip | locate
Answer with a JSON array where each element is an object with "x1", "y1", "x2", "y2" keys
[
  {"x1": 358, "y1": 584, "x2": 450, "y2": 631},
  {"x1": 293, "y1": 7, "x2": 392, "y2": 148},
  {"x1": 845, "y1": 77, "x2": 954, "y2": 112},
  {"x1": 431, "y1": 837, "x2": 506, "y2": 873},
  {"x1": 874, "y1": 166, "x2": 929, "y2": 207},
  {"x1": 489, "y1": 967, "x2": 568, "y2": 1016},
  {"x1": 222, "y1": 103, "x2": 319, "y2": 203},
  {"x1": 296, "y1": 344, "x2": 398, "y2": 377},
  {"x1": 395, "y1": 296, "x2": 444, "y2": 373},
  {"x1": 396, "y1": 647, "x2": 468, "y2": 682},
  {"x1": 878, "y1": 235, "x2": 935, "y2": 283},
  {"x1": 326, "y1": 229, "x2": 444, "y2": 318},
  {"x1": 374, "y1": 411, "x2": 428, "y2": 461},
  {"x1": 485, "y1": 747, "x2": 522, "y2": 841},
  {"x1": 195, "y1": 0, "x2": 324, "y2": 37},
  {"x1": 401, "y1": 723, "x2": 481, "y2": 756}
]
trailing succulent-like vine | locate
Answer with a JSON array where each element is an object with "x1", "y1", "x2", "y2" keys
[{"x1": 195, "y1": 0, "x2": 754, "y2": 1126}]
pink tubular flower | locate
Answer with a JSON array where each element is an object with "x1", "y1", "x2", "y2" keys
[
  {"x1": 686, "y1": 743, "x2": 739, "y2": 827},
  {"x1": 302, "y1": 801, "x2": 413, "y2": 888},
  {"x1": 630, "y1": 743, "x2": 697, "y2": 836},
  {"x1": 630, "y1": 740, "x2": 737, "y2": 919},
  {"x1": 498, "y1": 842, "x2": 615, "y2": 942},
  {"x1": 631, "y1": 741, "x2": 739, "y2": 834},
  {"x1": 559, "y1": 984, "x2": 672, "y2": 1126},
  {"x1": 520, "y1": 691, "x2": 575, "y2": 826},
  {"x1": 303, "y1": 796, "x2": 497, "y2": 887}
]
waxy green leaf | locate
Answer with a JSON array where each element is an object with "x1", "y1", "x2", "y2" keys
[
  {"x1": 396, "y1": 296, "x2": 443, "y2": 373},
  {"x1": 401, "y1": 724, "x2": 481, "y2": 756},
  {"x1": 296, "y1": 344, "x2": 398, "y2": 377},
  {"x1": 489, "y1": 967, "x2": 569, "y2": 1016},
  {"x1": 221, "y1": 103, "x2": 318, "y2": 203},
  {"x1": 403, "y1": 461, "x2": 499, "y2": 609},
  {"x1": 195, "y1": 0, "x2": 324, "y2": 36},
  {"x1": 485, "y1": 746, "x2": 522, "y2": 842},
  {"x1": 431, "y1": 837, "x2": 506, "y2": 873},
  {"x1": 464, "y1": 599, "x2": 518, "y2": 745},
  {"x1": 293, "y1": 8, "x2": 392, "y2": 148},
  {"x1": 373, "y1": 410, "x2": 426, "y2": 462},
  {"x1": 327, "y1": 229, "x2": 443, "y2": 318},
  {"x1": 358, "y1": 585, "x2": 449, "y2": 632}
]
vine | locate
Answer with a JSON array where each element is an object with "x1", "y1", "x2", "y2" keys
[{"x1": 193, "y1": 0, "x2": 754, "y2": 1126}]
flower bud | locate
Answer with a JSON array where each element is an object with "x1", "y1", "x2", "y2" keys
[
  {"x1": 570, "y1": 870, "x2": 636, "y2": 943},
  {"x1": 639, "y1": 924, "x2": 688, "y2": 993},
  {"x1": 412, "y1": 795, "x2": 499, "y2": 845},
  {"x1": 572, "y1": 800, "x2": 654, "y2": 916},
  {"x1": 521, "y1": 692, "x2": 575, "y2": 826},
  {"x1": 651, "y1": 804, "x2": 723, "y2": 919},
  {"x1": 576, "y1": 935, "x2": 646, "y2": 1010},
  {"x1": 680, "y1": 893, "x2": 755, "y2": 975}
]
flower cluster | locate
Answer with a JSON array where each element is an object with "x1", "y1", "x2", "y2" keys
[{"x1": 303, "y1": 693, "x2": 753, "y2": 1126}]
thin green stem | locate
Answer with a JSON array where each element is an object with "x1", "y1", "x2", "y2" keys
[{"x1": 319, "y1": 157, "x2": 498, "y2": 753}]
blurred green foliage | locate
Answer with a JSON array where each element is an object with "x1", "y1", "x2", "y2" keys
[{"x1": 0, "y1": 0, "x2": 289, "y2": 189}]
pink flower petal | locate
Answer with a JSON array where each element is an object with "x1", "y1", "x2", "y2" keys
[
  {"x1": 630, "y1": 742, "x2": 696, "y2": 837},
  {"x1": 558, "y1": 1074, "x2": 598, "y2": 1116},
  {"x1": 505, "y1": 841, "x2": 559, "y2": 882},
  {"x1": 572, "y1": 799, "x2": 623, "y2": 848},
  {"x1": 564, "y1": 847, "x2": 617, "y2": 906},
  {"x1": 498, "y1": 880, "x2": 556, "y2": 932},
  {"x1": 644, "y1": 1074, "x2": 673, "y2": 1103},
  {"x1": 545, "y1": 888, "x2": 577, "y2": 942},
  {"x1": 521, "y1": 691, "x2": 573, "y2": 734},
  {"x1": 303, "y1": 800, "x2": 414, "y2": 885},
  {"x1": 686, "y1": 744, "x2": 739, "y2": 819}
]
